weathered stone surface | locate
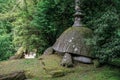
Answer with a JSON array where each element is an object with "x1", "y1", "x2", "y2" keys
[
  {"x1": 61, "y1": 53, "x2": 73, "y2": 67},
  {"x1": 0, "y1": 71, "x2": 26, "y2": 80},
  {"x1": 49, "y1": 70, "x2": 65, "y2": 77},
  {"x1": 73, "y1": 56, "x2": 92, "y2": 63},
  {"x1": 9, "y1": 47, "x2": 25, "y2": 60},
  {"x1": 43, "y1": 47, "x2": 53, "y2": 55},
  {"x1": 52, "y1": 27, "x2": 93, "y2": 57}
]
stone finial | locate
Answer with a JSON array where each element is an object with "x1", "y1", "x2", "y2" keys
[{"x1": 72, "y1": 0, "x2": 83, "y2": 27}]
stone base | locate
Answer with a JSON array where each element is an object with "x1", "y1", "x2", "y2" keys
[{"x1": 73, "y1": 56, "x2": 92, "y2": 64}]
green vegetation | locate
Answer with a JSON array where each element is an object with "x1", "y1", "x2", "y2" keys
[
  {"x1": 0, "y1": 18, "x2": 15, "y2": 61},
  {"x1": 32, "y1": 0, "x2": 74, "y2": 53},
  {"x1": 0, "y1": 0, "x2": 120, "y2": 63},
  {"x1": 82, "y1": 0, "x2": 120, "y2": 63},
  {"x1": 0, "y1": 54, "x2": 119, "y2": 80},
  {"x1": 109, "y1": 58, "x2": 120, "y2": 67},
  {"x1": 0, "y1": 0, "x2": 119, "y2": 63},
  {"x1": 0, "y1": 0, "x2": 120, "y2": 80},
  {"x1": 0, "y1": 55, "x2": 70, "y2": 78}
]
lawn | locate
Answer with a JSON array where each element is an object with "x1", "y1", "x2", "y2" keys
[{"x1": 0, "y1": 54, "x2": 119, "y2": 80}]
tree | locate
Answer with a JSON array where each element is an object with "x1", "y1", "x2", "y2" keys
[{"x1": 32, "y1": 0, "x2": 74, "y2": 53}]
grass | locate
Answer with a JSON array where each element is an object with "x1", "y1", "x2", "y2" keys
[{"x1": 0, "y1": 54, "x2": 120, "y2": 80}]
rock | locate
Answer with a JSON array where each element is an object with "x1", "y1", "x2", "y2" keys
[
  {"x1": 9, "y1": 47, "x2": 25, "y2": 60},
  {"x1": 43, "y1": 47, "x2": 53, "y2": 55},
  {"x1": 0, "y1": 71, "x2": 26, "y2": 80},
  {"x1": 41, "y1": 66, "x2": 65, "y2": 78},
  {"x1": 73, "y1": 56, "x2": 92, "y2": 64},
  {"x1": 61, "y1": 53, "x2": 73, "y2": 67},
  {"x1": 49, "y1": 70, "x2": 65, "y2": 78}
]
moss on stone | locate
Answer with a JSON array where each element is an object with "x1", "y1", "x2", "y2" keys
[
  {"x1": 49, "y1": 70, "x2": 65, "y2": 78},
  {"x1": 63, "y1": 27, "x2": 93, "y2": 38},
  {"x1": 0, "y1": 55, "x2": 120, "y2": 80},
  {"x1": 9, "y1": 47, "x2": 26, "y2": 59},
  {"x1": 53, "y1": 27, "x2": 93, "y2": 57}
]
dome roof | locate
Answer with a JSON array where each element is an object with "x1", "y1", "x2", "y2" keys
[{"x1": 52, "y1": 27, "x2": 93, "y2": 57}]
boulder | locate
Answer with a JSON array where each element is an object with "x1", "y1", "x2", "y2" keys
[
  {"x1": 49, "y1": 70, "x2": 65, "y2": 78},
  {"x1": 9, "y1": 47, "x2": 25, "y2": 60},
  {"x1": 0, "y1": 71, "x2": 26, "y2": 80}
]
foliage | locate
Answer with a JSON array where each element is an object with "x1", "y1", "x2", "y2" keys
[
  {"x1": 0, "y1": 0, "x2": 120, "y2": 63},
  {"x1": 0, "y1": 35, "x2": 14, "y2": 61},
  {"x1": 82, "y1": 0, "x2": 120, "y2": 63},
  {"x1": 0, "y1": 20, "x2": 15, "y2": 61},
  {"x1": 0, "y1": 0, "x2": 17, "y2": 60},
  {"x1": 32, "y1": 0, "x2": 74, "y2": 49},
  {"x1": 33, "y1": 0, "x2": 120, "y2": 62},
  {"x1": 1, "y1": 0, "x2": 45, "y2": 56},
  {"x1": 109, "y1": 58, "x2": 120, "y2": 67},
  {"x1": 11, "y1": 0, "x2": 44, "y2": 54},
  {"x1": 0, "y1": 0, "x2": 16, "y2": 13}
]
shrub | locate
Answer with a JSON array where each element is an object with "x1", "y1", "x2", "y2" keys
[
  {"x1": 32, "y1": 0, "x2": 74, "y2": 53},
  {"x1": 82, "y1": 0, "x2": 120, "y2": 63},
  {"x1": 0, "y1": 21, "x2": 15, "y2": 61}
]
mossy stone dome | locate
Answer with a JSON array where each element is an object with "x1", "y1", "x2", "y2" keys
[{"x1": 52, "y1": 27, "x2": 93, "y2": 57}]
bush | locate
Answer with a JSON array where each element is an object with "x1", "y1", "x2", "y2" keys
[
  {"x1": 32, "y1": 0, "x2": 74, "y2": 53},
  {"x1": 32, "y1": 0, "x2": 120, "y2": 60},
  {"x1": 82, "y1": 0, "x2": 120, "y2": 63},
  {"x1": 0, "y1": 21, "x2": 15, "y2": 61},
  {"x1": 0, "y1": 35, "x2": 15, "y2": 61}
]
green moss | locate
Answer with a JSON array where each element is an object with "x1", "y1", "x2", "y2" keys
[
  {"x1": 9, "y1": 47, "x2": 26, "y2": 59},
  {"x1": 0, "y1": 54, "x2": 66, "y2": 78},
  {"x1": 49, "y1": 70, "x2": 65, "y2": 78},
  {"x1": 63, "y1": 27, "x2": 93, "y2": 38},
  {"x1": 0, "y1": 54, "x2": 120, "y2": 80},
  {"x1": 53, "y1": 26, "x2": 93, "y2": 57}
]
